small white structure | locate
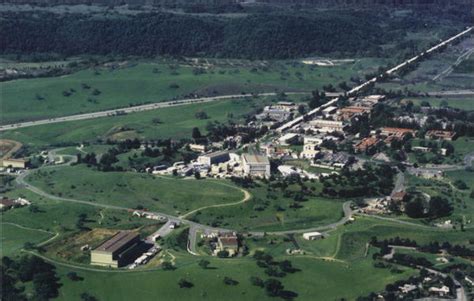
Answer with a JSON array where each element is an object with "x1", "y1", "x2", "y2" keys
[
  {"x1": 399, "y1": 284, "x2": 417, "y2": 294},
  {"x1": 278, "y1": 133, "x2": 299, "y2": 146},
  {"x1": 278, "y1": 165, "x2": 300, "y2": 177},
  {"x1": 189, "y1": 144, "x2": 207, "y2": 153},
  {"x1": 429, "y1": 286, "x2": 450, "y2": 296},
  {"x1": 322, "y1": 106, "x2": 338, "y2": 117},
  {"x1": 302, "y1": 232, "x2": 323, "y2": 240}
]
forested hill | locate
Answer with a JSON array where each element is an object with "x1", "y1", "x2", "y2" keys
[
  {"x1": 0, "y1": 10, "x2": 466, "y2": 59},
  {"x1": 0, "y1": 0, "x2": 470, "y2": 7}
]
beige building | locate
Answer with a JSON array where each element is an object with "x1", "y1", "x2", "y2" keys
[
  {"x1": 300, "y1": 136, "x2": 323, "y2": 159},
  {"x1": 216, "y1": 234, "x2": 239, "y2": 257},
  {"x1": 189, "y1": 144, "x2": 208, "y2": 153},
  {"x1": 197, "y1": 151, "x2": 230, "y2": 166},
  {"x1": 310, "y1": 119, "x2": 345, "y2": 133},
  {"x1": 1, "y1": 158, "x2": 28, "y2": 169},
  {"x1": 90, "y1": 231, "x2": 140, "y2": 268},
  {"x1": 242, "y1": 154, "x2": 270, "y2": 178}
]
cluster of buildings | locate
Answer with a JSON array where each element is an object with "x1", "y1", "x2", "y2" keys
[
  {"x1": 153, "y1": 150, "x2": 271, "y2": 179},
  {"x1": 255, "y1": 101, "x2": 299, "y2": 127},
  {"x1": 0, "y1": 197, "x2": 31, "y2": 211},
  {"x1": 257, "y1": 95, "x2": 388, "y2": 176},
  {"x1": 397, "y1": 275, "x2": 453, "y2": 299},
  {"x1": 355, "y1": 127, "x2": 416, "y2": 153},
  {"x1": 201, "y1": 231, "x2": 240, "y2": 257}
]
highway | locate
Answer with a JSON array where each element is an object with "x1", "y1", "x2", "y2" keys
[{"x1": 0, "y1": 92, "x2": 308, "y2": 132}]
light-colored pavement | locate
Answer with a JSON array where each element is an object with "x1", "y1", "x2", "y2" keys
[
  {"x1": 179, "y1": 185, "x2": 251, "y2": 219},
  {"x1": 391, "y1": 172, "x2": 405, "y2": 195}
]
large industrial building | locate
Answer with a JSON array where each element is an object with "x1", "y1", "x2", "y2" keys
[
  {"x1": 241, "y1": 153, "x2": 270, "y2": 178},
  {"x1": 1, "y1": 158, "x2": 29, "y2": 169},
  {"x1": 197, "y1": 150, "x2": 230, "y2": 166},
  {"x1": 90, "y1": 231, "x2": 141, "y2": 268}
]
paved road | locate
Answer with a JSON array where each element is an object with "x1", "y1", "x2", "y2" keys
[
  {"x1": 146, "y1": 220, "x2": 177, "y2": 243},
  {"x1": 262, "y1": 201, "x2": 354, "y2": 235},
  {"x1": 391, "y1": 172, "x2": 405, "y2": 195},
  {"x1": 0, "y1": 92, "x2": 309, "y2": 132}
]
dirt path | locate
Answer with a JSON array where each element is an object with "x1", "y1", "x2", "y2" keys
[
  {"x1": 179, "y1": 184, "x2": 251, "y2": 219},
  {"x1": 1, "y1": 222, "x2": 59, "y2": 247}
]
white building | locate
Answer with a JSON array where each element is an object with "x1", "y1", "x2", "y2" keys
[
  {"x1": 428, "y1": 286, "x2": 450, "y2": 296},
  {"x1": 197, "y1": 151, "x2": 230, "y2": 166},
  {"x1": 302, "y1": 232, "x2": 323, "y2": 240},
  {"x1": 322, "y1": 106, "x2": 338, "y2": 117},
  {"x1": 189, "y1": 144, "x2": 207, "y2": 153},
  {"x1": 300, "y1": 136, "x2": 323, "y2": 159},
  {"x1": 241, "y1": 154, "x2": 270, "y2": 178},
  {"x1": 278, "y1": 133, "x2": 299, "y2": 146},
  {"x1": 278, "y1": 165, "x2": 300, "y2": 177},
  {"x1": 309, "y1": 119, "x2": 345, "y2": 133}
]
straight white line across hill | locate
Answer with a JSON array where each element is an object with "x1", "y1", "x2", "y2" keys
[
  {"x1": 276, "y1": 26, "x2": 473, "y2": 133},
  {"x1": 0, "y1": 92, "x2": 309, "y2": 132}
]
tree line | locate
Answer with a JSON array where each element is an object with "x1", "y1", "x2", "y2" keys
[{"x1": 1, "y1": 10, "x2": 433, "y2": 59}]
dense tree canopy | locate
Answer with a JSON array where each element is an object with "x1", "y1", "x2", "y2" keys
[{"x1": 0, "y1": 10, "x2": 428, "y2": 59}]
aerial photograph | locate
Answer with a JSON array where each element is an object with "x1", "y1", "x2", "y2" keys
[{"x1": 0, "y1": 0, "x2": 473, "y2": 300}]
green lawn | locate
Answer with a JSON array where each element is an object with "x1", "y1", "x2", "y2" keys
[
  {"x1": 1, "y1": 59, "x2": 376, "y2": 125},
  {"x1": 1, "y1": 188, "x2": 160, "y2": 233},
  {"x1": 0, "y1": 223, "x2": 52, "y2": 257},
  {"x1": 53, "y1": 253, "x2": 414, "y2": 301},
  {"x1": 25, "y1": 165, "x2": 244, "y2": 216},
  {"x1": 189, "y1": 181, "x2": 344, "y2": 232},
  {"x1": 2, "y1": 97, "x2": 269, "y2": 147},
  {"x1": 333, "y1": 216, "x2": 472, "y2": 261},
  {"x1": 408, "y1": 97, "x2": 474, "y2": 111}
]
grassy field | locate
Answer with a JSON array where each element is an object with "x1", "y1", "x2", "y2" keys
[
  {"x1": 2, "y1": 97, "x2": 270, "y2": 147},
  {"x1": 25, "y1": 165, "x2": 245, "y2": 216},
  {"x1": 333, "y1": 216, "x2": 472, "y2": 261},
  {"x1": 445, "y1": 170, "x2": 474, "y2": 224},
  {"x1": 0, "y1": 223, "x2": 52, "y2": 257},
  {"x1": 52, "y1": 253, "x2": 414, "y2": 301},
  {"x1": 407, "y1": 97, "x2": 474, "y2": 111},
  {"x1": 1, "y1": 59, "x2": 382, "y2": 125},
  {"x1": 2, "y1": 185, "x2": 471, "y2": 300},
  {"x1": 189, "y1": 180, "x2": 344, "y2": 232}
]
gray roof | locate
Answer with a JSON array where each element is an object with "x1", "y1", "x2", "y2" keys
[
  {"x1": 242, "y1": 154, "x2": 269, "y2": 165},
  {"x1": 94, "y1": 231, "x2": 139, "y2": 253}
]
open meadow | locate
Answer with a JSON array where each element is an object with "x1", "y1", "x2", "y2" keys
[
  {"x1": 0, "y1": 58, "x2": 383, "y2": 125},
  {"x1": 25, "y1": 165, "x2": 245, "y2": 216},
  {"x1": 3, "y1": 97, "x2": 275, "y2": 147}
]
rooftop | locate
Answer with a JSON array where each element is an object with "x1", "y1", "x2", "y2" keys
[
  {"x1": 242, "y1": 153, "x2": 270, "y2": 165},
  {"x1": 0, "y1": 198, "x2": 15, "y2": 207},
  {"x1": 94, "y1": 231, "x2": 139, "y2": 253},
  {"x1": 218, "y1": 236, "x2": 238, "y2": 247},
  {"x1": 200, "y1": 150, "x2": 229, "y2": 158}
]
